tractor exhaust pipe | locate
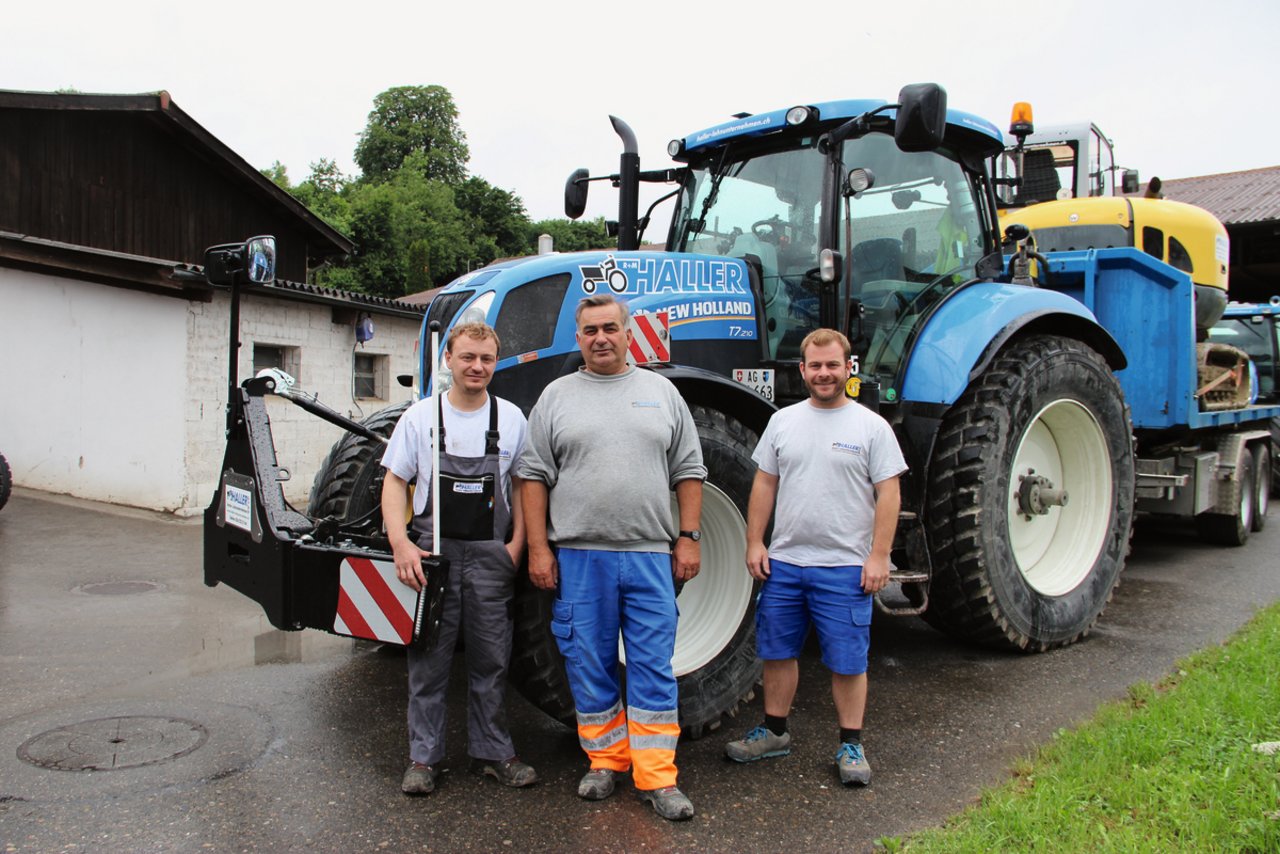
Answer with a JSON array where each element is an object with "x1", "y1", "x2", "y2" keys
[{"x1": 610, "y1": 115, "x2": 640, "y2": 251}]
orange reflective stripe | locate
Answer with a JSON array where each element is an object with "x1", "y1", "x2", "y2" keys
[
  {"x1": 577, "y1": 708, "x2": 631, "y2": 771},
  {"x1": 628, "y1": 719, "x2": 680, "y2": 790}
]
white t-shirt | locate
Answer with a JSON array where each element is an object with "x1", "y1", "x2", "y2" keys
[
  {"x1": 381, "y1": 394, "x2": 528, "y2": 517},
  {"x1": 752, "y1": 400, "x2": 908, "y2": 567}
]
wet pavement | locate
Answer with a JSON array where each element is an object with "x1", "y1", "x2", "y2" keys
[{"x1": 0, "y1": 489, "x2": 1276, "y2": 852}]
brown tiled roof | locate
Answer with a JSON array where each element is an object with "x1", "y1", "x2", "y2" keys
[{"x1": 1153, "y1": 166, "x2": 1280, "y2": 226}]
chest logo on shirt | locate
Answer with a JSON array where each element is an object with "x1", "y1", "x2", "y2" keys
[
  {"x1": 453, "y1": 482, "x2": 485, "y2": 494},
  {"x1": 499, "y1": 449, "x2": 512, "y2": 460},
  {"x1": 632, "y1": 400, "x2": 661, "y2": 408},
  {"x1": 831, "y1": 442, "x2": 864, "y2": 456}
]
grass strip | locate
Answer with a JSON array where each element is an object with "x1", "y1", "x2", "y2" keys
[{"x1": 884, "y1": 601, "x2": 1280, "y2": 853}]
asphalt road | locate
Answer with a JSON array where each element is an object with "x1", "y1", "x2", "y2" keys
[{"x1": 0, "y1": 490, "x2": 1276, "y2": 853}]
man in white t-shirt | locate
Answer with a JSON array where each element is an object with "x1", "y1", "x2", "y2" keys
[
  {"x1": 724, "y1": 328, "x2": 907, "y2": 786},
  {"x1": 381, "y1": 322, "x2": 536, "y2": 796}
]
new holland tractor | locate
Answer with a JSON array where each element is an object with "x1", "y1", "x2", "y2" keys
[{"x1": 203, "y1": 84, "x2": 1280, "y2": 736}]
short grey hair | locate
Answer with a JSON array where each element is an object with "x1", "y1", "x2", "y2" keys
[{"x1": 575, "y1": 293, "x2": 630, "y2": 327}]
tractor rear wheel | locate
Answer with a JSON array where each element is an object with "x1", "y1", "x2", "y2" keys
[
  {"x1": 0, "y1": 451, "x2": 11, "y2": 512},
  {"x1": 508, "y1": 405, "x2": 761, "y2": 737},
  {"x1": 1252, "y1": 443, "x2": 1270, "y2": 532},
  {"x1": 923, "y1": 335, "x2": 1135, "y2": 651}
]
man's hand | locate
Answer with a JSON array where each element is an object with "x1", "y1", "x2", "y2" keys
[
  {"x1": 745, "y1": 541, "x2": 771, "y2": 581},
  {"x1": 861, "y1": 551, "x2": 891, "y2": 594},
  {"x1": 673, "y1": 537, "x2": 700, "y2": 583},
  {"x1": 392, "y1": 537, "x2": 433, "y2": 592},
  {"x1": 527, "y1": 544, "x2": 558, "y2": 590}
]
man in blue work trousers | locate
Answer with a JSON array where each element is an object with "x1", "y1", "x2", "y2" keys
[
  {"x1": 725, "y1": 328, "x2": 906, "y2": 786},
  {"x1": 519, "y1": 293, "x2": 705, "y2": 821}
]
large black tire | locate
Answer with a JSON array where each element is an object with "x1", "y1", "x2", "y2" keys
[
  {"x1": 0, "y1": 452, "x2": 11, "y2": 512},
  {"x1": 308, "y1": 402, "x2": 411, "y2": 530},
  {"x1": 1252, "y1": 444, "x2": 1270, "y2": 533},
  {"x1": 1196, "y1": 440, "x2": 1255, "y2": 546},
  {"x1": 508, "y1": 405, "x2": 761, "y2": 737},
  {"x1": 923, "y1": 335, "x2": 1135, "y2": 651}
]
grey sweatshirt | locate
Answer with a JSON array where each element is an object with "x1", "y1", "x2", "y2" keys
[{"x1": 516, "y1": 366, "x2": 706, "y2": 552}]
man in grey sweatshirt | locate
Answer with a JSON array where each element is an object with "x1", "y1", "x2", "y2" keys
[{"x1": 518, "y1": 293, "x2": 705, "y2": 821}]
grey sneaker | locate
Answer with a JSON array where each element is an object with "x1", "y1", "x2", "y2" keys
[
  {"x1": 835, "y1": 742, "x2": 871, "y2": 786},
  {"x1": 725, "y1": 725, "x2": 792, "y2": 763},
  {"x1": 638, "y1": 785, "x2": 695, "y2": 821},
  {"x1": 577, "y1": 768, "x2": 618, "y2": 800},
  {"x1": 478, "y1": 756, "x2": 539, "y2": 788},
  {"x1": 401, "y1": 762, "x2": 438, "y2": 795}
]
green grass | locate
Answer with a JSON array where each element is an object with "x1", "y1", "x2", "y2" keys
[{"x1": 882, "y1": 602, "x2": 1280, "y2": 853}]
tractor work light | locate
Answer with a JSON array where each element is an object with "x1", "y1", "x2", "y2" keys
[
  {"x1": 1009, "y1": 101, "x2": 1034, "y2": 138},
  {"x1": 668, "y1": 138, "x2": 684, "y2": 158},
  {"x1": 785, "y1": 106, "x2": 817, "y2": 126},
  {"x1": 846, "y1": 167, "x2": 875, "y2": 195}
]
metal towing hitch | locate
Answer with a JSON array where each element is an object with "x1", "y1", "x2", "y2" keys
[{"x1": 187, "y1": 236, "x2": 448, "y2": 649}]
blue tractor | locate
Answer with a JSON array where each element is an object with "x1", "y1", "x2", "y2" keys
[{"x1": 208, "y1": 84, "x2": 1278, "y2": 735}]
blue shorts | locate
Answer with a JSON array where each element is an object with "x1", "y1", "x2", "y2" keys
[{"x1": 755, "y1": 559, "x2": 872, "y2": 676}]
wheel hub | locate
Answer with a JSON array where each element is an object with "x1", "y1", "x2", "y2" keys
[{"x1": 1016, "y1": 469, "x2": 1069, "y2": 519}]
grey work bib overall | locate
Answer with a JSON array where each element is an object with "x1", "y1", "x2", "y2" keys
[{"x1": 406, "y1": 396, "x2": 518, "y2": 765}]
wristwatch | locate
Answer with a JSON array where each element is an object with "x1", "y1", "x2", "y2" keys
[{"x1": 678, "y1": 529, "x2": 702, "y2": 542}]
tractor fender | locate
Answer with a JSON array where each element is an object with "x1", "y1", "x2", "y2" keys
[
  {"x1": 901, "y1": 283, "x2": 1126, "y2": 405},
  {"x1": 647, "y1": 363, "x2": 776, "y2": 436}
]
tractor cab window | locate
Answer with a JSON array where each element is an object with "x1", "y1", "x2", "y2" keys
[
  {"x1": 839, "y1": 134, "x2": 984, "y2": 387},
  {"x1": 672, "y1": 141, "x2": 827, "y2": 359}
]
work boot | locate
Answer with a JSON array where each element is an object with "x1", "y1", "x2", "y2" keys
[
  {"x1": 638, "y1": 786, "x2": 695, "y2": 821},
  {"x1": 835, "y1": 742, "x2": 871, "y2": 786},
  {"x1": 401, "y1": 762, "x2": 438, "y2": 795},
  {"x1": 725, "y1": 725, "x2": 792, "y2": 763},
  {"x1": 576, "y1": 768, "x2": 618, "y2": 800},
  {"x1": 477, "y1": 756, "x2": 539, "y2": 788}
]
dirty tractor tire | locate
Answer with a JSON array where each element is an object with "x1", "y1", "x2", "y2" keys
[
  {"x1": 0, "y1": 452, "x2": 11, "y2": 512},
  {"x1": 923, "y1": 335, "x2": 1135, "y2": 651},
  {"x1": 308, "y1": 402, "x2": 411, "y2": 532},
  {"x1": 508, "y1": 405, "x2": 761, "y2": 737},
  {"x1": 1196, "y1": 441, "x2": 1255, "y2": 546}
]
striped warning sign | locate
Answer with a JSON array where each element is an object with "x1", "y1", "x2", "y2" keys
[
  {"x1": 334, "y1": 557, "x2": 420, "y2": 645},
  {"x1": 628, "y1": 311, "x2": 670, "y2": 364}
]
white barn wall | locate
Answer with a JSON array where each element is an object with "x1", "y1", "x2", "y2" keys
[{"x1": 0, "y1": 267, "x2": 188, "y2": 509}]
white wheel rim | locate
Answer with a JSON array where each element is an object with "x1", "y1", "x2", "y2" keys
[
  {"x1": 1257, "y1": 451, "x2": 1271, "y2": 519},
  {"x1": 618, "y1": 483, "x2": 751, "y2": 676},
  {"x1": 1007, "y1": 399, "x2": 1113, "y2": 597}
]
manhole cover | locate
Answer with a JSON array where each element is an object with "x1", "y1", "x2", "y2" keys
[
  {"x1": 17, "y1": 715, "x2": 207, "y2": 771},
  {"x1": 74, "y1": 580, "x2": 163, "y2": 596}
]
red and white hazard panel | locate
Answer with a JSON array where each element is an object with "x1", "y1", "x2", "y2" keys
[
  {"x1": 628, "y1": 311, "x2": 671, "y2": 364},
  {"x1": 334, "y1": 557, "x2": 420, "y2": 645}
]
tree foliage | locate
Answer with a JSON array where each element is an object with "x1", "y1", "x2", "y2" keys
[
  {"x1": 354, "y1": 85, "x2": 470, "y2": 185},
  {"x1": 267, "y1": 85, "x2": 622, "y2": 294}
]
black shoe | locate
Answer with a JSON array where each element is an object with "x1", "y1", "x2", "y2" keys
[
  {"x1": 401, "y1": 762, "x2": 438, "y2": 795},
  {"x1": 477, "y1": 756, "x2": 539, "y2": 788}
]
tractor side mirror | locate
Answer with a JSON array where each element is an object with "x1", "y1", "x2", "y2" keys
[
  {"x1": 565, "y1": 168, "x2": 590, "y2": 220},
  {"x1": 1121, "y1": 169, "x2": 1140, "y2": 195},
  {"x1": 204, "y1": 235, "x2": 276, "y2": 286},
  {"x1": 895, "y1": 83, "x2": 947, "y2": 153}
]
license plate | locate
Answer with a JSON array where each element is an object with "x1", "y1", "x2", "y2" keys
[{"x1": 733, "y1": 368, "x2": 774, "y2": 401}]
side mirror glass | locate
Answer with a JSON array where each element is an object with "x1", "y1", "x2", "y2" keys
[
  {"x1": 245, "y1": 236, "x2": 276, "y2": 284},
  {"x1": 1121, "y1": 169, "x2": 1140, "y2": 195},
  {"x1": 565, "y1": 168, "x2": 590, "y2": 219},
  {"x1": 895, "y1": 83, "x2": 947, "y2": 153}
]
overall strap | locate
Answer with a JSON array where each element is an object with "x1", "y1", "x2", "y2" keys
[
  {"x1": 484, "y1": 396, "x2": 501, "y2": 456},
  {"x1": 436, "y1": 393, "x2": 448, "y2": 454}
]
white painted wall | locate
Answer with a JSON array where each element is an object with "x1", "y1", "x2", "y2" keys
[
  {"x1": 2, "y1": 266, "x2": 422, "y2": 514},
  {"x1": 0, "y1": 267, "x2": 188, "y2": 509}
]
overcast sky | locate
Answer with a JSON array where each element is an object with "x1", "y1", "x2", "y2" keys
[{"x1": 7, "y1": 0, "x2": 1278, "y2": 232}]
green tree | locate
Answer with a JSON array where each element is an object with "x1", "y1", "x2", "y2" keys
[
  {"x1": 355, "y1": 85, "x2": 470, "y2": 185},
  {"x1": 456, "y1": 176, "x2": 533, "y2": 263},
  {"x1": 261, "y1": 160, "x2": 292, "y2": 190},
  {"x1": 529, "y1": 217, "x2": 612, "y2": 253}
]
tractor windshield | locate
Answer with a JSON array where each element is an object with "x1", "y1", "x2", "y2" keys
[
  {"x1": 669, "y1": 129, "x2": 986, "y2": 381},
  {"x1": 671, "y1": 138, "x2": 828, "y2": 359}
]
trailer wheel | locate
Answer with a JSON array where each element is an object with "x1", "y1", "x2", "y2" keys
[
  {"x1": 508, "y1": 405, "x2": 761, "y2": 737},
  {"x1": 1196, "y1": 443, "x2": 1255, "y2": 546},
  {"x1": 307, "y1": 402, "x2": 411, "y2": 532},
  {"x1": 1252, "y1": 444, "x2": 1270, "y2": 532},
  {"x1": 923, "y1": 335, "x2": 1135, "y2": 651},
  {"x1": 0, "y1": 451, "x2": 11, "y2": 512}
]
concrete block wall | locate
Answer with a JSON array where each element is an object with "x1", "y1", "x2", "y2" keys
[{"x1": 185, "y1": 290, "x2": 420, "y2": 513}]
